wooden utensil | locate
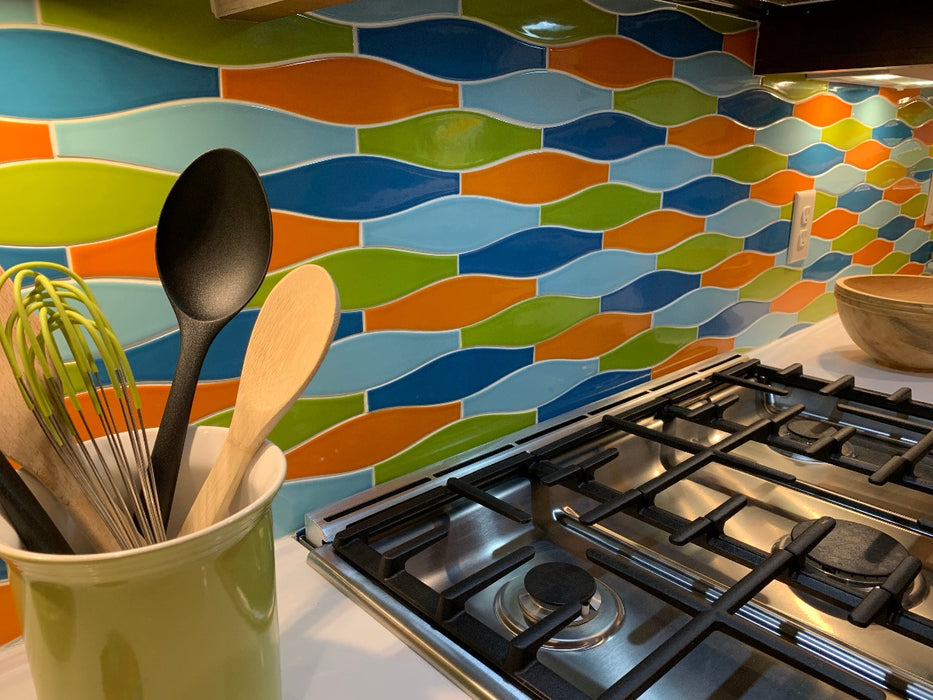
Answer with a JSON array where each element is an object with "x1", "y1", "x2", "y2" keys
[{"x1": 178, "y1": 264, "x2": 339, "y2": 536}]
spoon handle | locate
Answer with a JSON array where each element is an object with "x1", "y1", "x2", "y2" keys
[{"x1": 0, "y1": 450, "x2": 73, "y2": 554}]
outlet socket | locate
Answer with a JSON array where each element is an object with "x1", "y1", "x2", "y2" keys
[{"x1": 787, "y1": 189, "x2": 816, "y2": 265}]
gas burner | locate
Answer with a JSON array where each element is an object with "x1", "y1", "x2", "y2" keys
[
  {"x1": 494, "y1": 562, "x2": 624, "y2": 650},
  {"x1": 773, "y1": 418, "x2": 855, "y2": 461}
]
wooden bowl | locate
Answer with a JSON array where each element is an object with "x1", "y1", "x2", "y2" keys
[{"x1": 834, "y1": 274, "x2": 933, "y2": 371}]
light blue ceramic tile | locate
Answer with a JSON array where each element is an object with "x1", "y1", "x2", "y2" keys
[
  {"x1": 706, "y1": 200, "x2": 781, "y2": 237},
  {"x1": 305, "y1": 330, "x2": 460, "y2": 396},
  {"x1": 891, "y1": 139, "x2": 928, "y2": 167},
  {"x1": 815, "y1": 163, "x2": 865, "y2": 196},
  {"x1": 590, "y1": 0, "x2": 673, "y2": 13},
  {"x1": 0, "y1": 0, "x2": 35, "y2": 22},
  {"x1": 653, "y1": 287, "x2": 739, "y2": 326},
  {"x1": 463, "y1": 359, "x2": 598, "y2": 416},
  {"x1": 733, "y1": 312, "x2": 798, "y2": 348},
  {"x1": 851, "y1": 95, "x2": 898, "y2": 128},
  {"x1": 858, "y1": 200, "x2": 901, "y2": 228},
  {"x1": 462, "y1": 71, "x2": 612, "y2": 126},
  {"x1": 55, "y1": 101, "x2": 356, "y2": 174},
  {"x1": 755, "y1": 118, "x2": 822, "y2": 155},
  {"x1": 313, "y1": 0, "x2": 458, "y2": 23},
  {"x1": 86, "y1": 280, "x2": 175, "y2": 349},
  {"x1": 610, "y1": 146, "x2": 712, "y2": 190},
  {"x1": 271, "y1": 469, "x2": 373, "y2": 538},
  {"x1": 824, "y1": 264, "x2": 874, "y2": 288},
  {"x1": 773, "y1": 233, "x2": 832, "y2": 268},
  {"x1": 673, "y1": 53, "x2": 760, "y2": 98},
  {"x1": 894, "y1": 227, "x2": 932, "y2": 254},
  {"x1": 363, "y1": 197, "x2": 540, "y2": 253},
  {"x1": 538, "y1": 250, "x2": 656, "y2": 297}
]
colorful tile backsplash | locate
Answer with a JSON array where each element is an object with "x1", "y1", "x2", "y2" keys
[{"x1": 1, "y1": 0, "x2": 933, "y2": 636}]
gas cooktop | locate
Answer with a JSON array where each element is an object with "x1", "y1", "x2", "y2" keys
[{"x1": 300, "y1": 353, "x2": 933, "y2": 699}]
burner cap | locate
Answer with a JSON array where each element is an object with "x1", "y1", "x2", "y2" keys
[
  {"x1": 786, "y1": 418, "x2": 836, "y2": 441},
  {"x1": 791, "y1": 519, "x2": 909, "y2": 583},
  {"x1": 524, "y1": 562, "x2": 596, "y2": 608}
]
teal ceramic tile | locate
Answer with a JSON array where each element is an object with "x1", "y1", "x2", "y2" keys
[
  {"x1": 814, "y1": 163, "x2": 866, "y2": 195},
  {"x1": 537, "y1": 250, "x2": 656, "y2": 297},
  {"x1": 0, "y1": 0, "x2": 35, "y2": 21},
  {"x1": 851, "y1": 95, "x2": 899, "y2": 128},
  {"x1": 673, "y1": 53, "x2": 760, "y2": 97},
  {"x1": 610, "y1": 146, "x2": 712, "y2": 190},
  {"x1": 755, "y1": 118, "x2": 823, "y2": 155},
  {"x1": 858, "y1": 200, "x2": 901, "y2": 228},
  {"x1": 462, "y1": 359, "x2": 598, "y2": 416}
]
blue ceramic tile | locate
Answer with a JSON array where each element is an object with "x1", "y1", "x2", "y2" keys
[
  {"x1": 755, "y1": 119, "x2": 822, "y2": 155},
  {"x1": 744, "y1": 221, "x2": 791, "y2": 254},
  {"x1": 733, "y1": 313, "x2": 799, "y2": 348},
  {"x1": 779, "y1": 322, "x2": 814, "y2": 337},
  {"x1": 788, "y1": 143, "x2": 844, "y2": 176},
  {"x1": 357, "y1": 18, "x2": 545, "y2": 81},
  {"x1": 878, "y1": 215, "x2": 916, "y2": 241},
  {"x1": 718, "y1": 90, "x2": 795, "y2": 128},
  {"x1": 335, "y1": 311, "x2": 364, "y2": 341},
  {"x1": 0, "y1": 245, "x2": 68, "y2": 271},
  {"x1": 837, "y1": 184, "x2": 883, "y2": 213},
  {"x1": 463, "y1": 359, "x2": 598, "y2": 416},
  {"x1": 314, "y1": 0, "x2": 458, "y2": 23},
  {"x1": 0, "y1": 29, "x2": 217, "y2": 119},
  {"x1": 698, "y1": 300, "x2": 769, "y2": 337},
  {"x1": 910, "y1": 240, "x2": 933, "y2": 263},
  {"x1": 543, "y1": 112, "x2": 666, "y2": 161},
  {"x1": 271, "y1": 470, "x2": 373, "y2": 538},
  {"x1": 662, "y1": 176, "x2": 750, "y2": 216},
  {"x1": 829, "y1": 84, "x2": 879, "y2": 104},
  {"x1": 914, "y1": 168, "x2": 933, "y2": 182},
  {"x1": 673, "y1": 53, "x2": 760, "y2": 97},
  {"x1": 872, "y1": 120, "x2": 913, "y2": 147},
  {"x1": 367, "y1": 347, "x2": 534, "y2": 411},
  {"x1": 306, "y1": 330, "x2": 460, "y2": 396},
  {"x1": 894, "y1": 228, "x2": 930, "y2": 254},
  {"x1": 459, "y1": 227, "x2": 602, "y2": 277},
  {"x1": 262, "y1": 156, "x2": 459, "y2": 220},
  {"x1": 617, "y1": 9, "x2": 721, "y2": 58},
  {"x1": 601, "y1": 270, "x2": 700, "y2": 313},
  {"x1": 538, "y1": 369, "x2": 651, "y2": 422},
  {"x1": 610, "y1": 146, "x2": 712, "y2": 190},
  {"x1": 538, "y1": 250, "x2": 656, "y2": 297},
  {"x1": 707, "y1": 200, "x2": 781, "y2": 237},
  {"x1": 652, "y1": 287, "x2": 739, "y2": 326},
  {"x1": 462, "y1": 71, "x2": 612, "y2": 126},
  {"x1": 801, "y1": 252, "x2": 853, "y2": 281}
]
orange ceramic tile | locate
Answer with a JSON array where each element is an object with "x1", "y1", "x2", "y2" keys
[
  {"x1": 221, "y1": 56, "x2": 459, "y2": 125},
  {"x1": 722, "y1": 28, "x2": 757, "y2": 67},
  {"x1": 879, "y1": 87, "x2": 921, "y2": 105},
  {"x1": 604, "y1": 210, "x2": 705, "y2": 252},
  {"x1": 701, "y1": 251, "x2": 775, "y2": 288},
  {"x1": 667, "y1": 115, "x2": 755, "y2": 156},
  {"x1": 898, "y1": 261, "x2": 924, "y2": 275},
  {"x1": 70, "y1": 228, "x2": 158, "y2": 279},
  {"x1": 852, "y1": 238, "x2": 894, "y2": 266},
  {"x1": 462, "y1": 152, "x2": 608, "y2": 204},
  {"x1": 883, "y1": 177, "x2": 923, "y2": 204},
  {"x1": 750, "y1": 171, "x2": 815, "y2": 205},
  {"x1": 284, "y1": 403, "x2": 461, "y2": 479},
  {"x1": 844, "y1": 140, "x2": 890, "y2": 170},
  {"x1": 271, "y1": 211, "x2": 358, "y2": 271},
  {"x1": 914, "y1": 120, "x2": 933, "y2": 145},
  {"x1": 652, "y1": 338, "x2": 734, "y2": 378},
  {"x1": 0, "y1": 120, "x2": 52, "y2": 164},
  {"x1": 548, "y1": 37, "x2": 673, "y2": 88},
  {"x1": 535, "y1": 312, "x2": 651, "y2": 360},
  {"x1": 0, "y1": 583, "x2": 19, "y2": 645},
  {"x1": 770, "y1": 280, "x2": 826, "y2": 313},
  {"x1": 793, "y1": 93, "x2": 851, "y2": 127},
  {"x1": 811, "y1": 209, "x2": 858, "y2": 240},
  {"x1": 365, "y1": 276, "x2": 536, "y2": 331}
]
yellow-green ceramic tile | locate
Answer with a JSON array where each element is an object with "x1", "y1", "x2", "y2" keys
[
  {"x1": 463, "y1": 0, "x2": 616, "y2": 43},
  {"x1": 897, "y1": 100, "x2": 933, "y2": 127},
  {"x1": 359, "y1": 111, "x2": 540, "y2": 170},
  {"x1": 599, "y1": 327, "x2": 697, "y2": 371},
  {"x1": 797, "y1": 292, "x2": 836, "y2": 323},
  {"x1": 462, "y1": 296, "x2": 599, "y2": 347},
  {"x1": 832, "y1": 224, "x2": 876, "y2": 253},
  {"x1": 902, "y1": 194, "x2": 928, "y2": 218},
  {"x1": 814, "y1": 191, "x2": 837, "y2": 219},
  {"x1": 865, "y1": 161, "x2": 907, "y2": 188},
  {"x1": 739, "y1": 267, "x2": 801, "y2": 300},
  {"x1": 657, "y1": 234, "x2": 743, "y2": 272},
  {"x1": 614, "y1": 81, "x2": 717, "y2": 126},
  {"x1": 713, "y1": 146, "x2": 787, "y2": 183},
  {"x1": 761, "y1": 74, "x2": 828, "y2": 101},
  {"x1": 541, "y1": 184, "x2": 661, "y2": 231},
  {"x1": 682, "y1": 8, "x2": 755, "y2": 33},
  {"x1": 873, "y1": 251, "x2": 910, "y2": 274},
  {"x1": 821, "y1": 118, "x2": 872, "y2": 151}
]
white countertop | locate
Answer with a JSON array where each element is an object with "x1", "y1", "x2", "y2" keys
[{"x1": 3, "y1": 314, "x2": 932, "y2": 698}]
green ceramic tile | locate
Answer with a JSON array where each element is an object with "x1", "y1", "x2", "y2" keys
[
  {"x1": 613, "y1": 81, "x2": 717, "y2": 126},
  {"x1": 913, "y1": 157, "x2": 933, "y2": 172},
  {"x1": 713, "y1": 146, "x2": 787, "y2": 183},
  {"x1": 657, "y1": 234, "x2": 743, "y2": 272},
  {"x1": 463, "y1": 0, "x2": 615, "y2": 43},
  {"x1": 873, "y1": 251, "x2": 910, "y2": 274},
  {"x1": 897, "y1": 100, "x2": 933, "y2": 127},
  {"x1": 0, "y1": 0, "x2": 36, "y2": 21},
  {"x1": 815, "y1": 191, "x2": 837, "y2": 219},
  {"x1": 865, "y1": 161, "x2": 907, "y2": 188},
  {"x1": 197, "y1": 395, "x2": 364, "y2": 451},
  {"x1": 738, "y1": 267, "x2": 801, "y2": 300},
  {"x1": 599, "y1": 327, "x2": 697, "y2": 371},
  {"x1": 761, "y1": 75, "x2": 828, "y2": 102},
  {"x1": 0, "y1": 161, "x2": 174, "y2": 245},
  {"x1": 797, "y1": 292, "x2": 836, "y2": 323},
  {"x1": 780, "y1": 202, "x2": 793, "y2": 220},
  {"x1": 374, "y1": 411, "x2": 536, "y2": 483},
  {"x1": 682, "y1": 8, "x2": 755, "y2": 33},
  {"x1": 461, "y1": 296, "x2": 599, "y2": 347},
  {"x1": 832, "y1": 224, "x2": 876, "y2": 253},
  {"x1": 821, "y1": 118, "x2": 872, "y2": 151},
  {"x1": 359, "y1": 111, "x2": 540, "y2": 170},
  {"x1": 541, "y1": 184, "x2": 661, "y2": 231},
  {"x1": 39, "y1": 0, "x2": 352, "y2": 65},
  {"x1": 902, "y1": 194, "x2": 928, "y2": 219},
  {"x1": 270, "y1": 250, "x2": 457, "y2": 310}
]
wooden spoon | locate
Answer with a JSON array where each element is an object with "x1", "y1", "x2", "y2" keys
[
  {"x1": 178, "y1": 264, "x2": 340, "y2": 536},
  {"x1": 0, "y1": 268, "x2": 120, "y2": 552}
]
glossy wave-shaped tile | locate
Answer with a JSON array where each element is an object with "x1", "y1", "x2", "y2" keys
[
  {"x1": 658, "y1": 233, "x2": 743, "y2": 272},
  {"x1": 360, "y1": 111, "x2": 540, "y2": 169},
  {"x1": 849, "y1": 95, "x2": 898, "y2": 129},
  {"x1": 743, "y1": 221, "x2": 792, "y2": 254},
  {"x1": 896, "y1": 98, "x2": 933, "y2": 128},
  {"x1": 367, "y1": 346, "x2": 534, "y2": 410},
  {"x1": 797, "y1": 291, "x2": 837, "y2": 322},
  {"x1": 306, "y1": 330, "x2": 460, "y2": 395},
  {"x1": 877, "y1": 215, "x2": 915, "y2": 241},
  {"x1": 652, "y1": 287, "x2": 739, "y2": 326},
  {"x1": 462, "y1": 297, "x2": 599, "y2": 347},
  {"x1": 858, "y1": 199, "x2": 901, "y2": 228},
  {"x1": 837, "y1": 183, "x2": 884, "y2": 212},
  {"x1": 733, "y1": 312, "x2": 799, "y2": 348},
  {"x1": 462, "y1": 70, "x2": 612, "y2": 125},
  {"x1": 822, "y1": 118, "x2": 872, "y2": 150},
  {"x1": 363, "y1": 196, "x2": 537, "y2": 253},
  {"x1": 718, "y1": 90, "x2": 794, "y2": 128},
  {"x1": 0, "y1": 28, "x2": 217, "y2": 119},
  {"x1": 0, "y1": 245, "x2": 67, "y2": 273},
  {"x1": 680, "y1": 8, "x2": 755, "y2": 34},
  {"x1": 793, "y1": 93, "x2": 851, "y2": 128},
  {"x1": 548, "y1": 36, "x2": 673, "y2": 88},
  {"x1": 459, "y1": 227, "x2": 602, "y2": 277},
  {"x1": 463, "y1": 152, "x2": 608, "y2": 204},
  {"x1": 614, "y1": 80, "x2": 717, "y2": 127},
  {"x1": 593, "y1": 0, "x2": 674, "y2": 14},
  {"x1": 652, "y1": 337, "x2": 735, "y2": 377},
  {"x1": 336, "y1": 313, "x2": 364, "y2": 341},
  {"x1": 541, "y1": 183, "x2": 661, "y2": 230},
  {"x1": 610, "y1": 146, "x2": 711, "y2": 190},
  {"x1": 538, "y1": 250, "x2": 656, "y2": 297},
  {"x1": 890, "y1": 138, "x2": 928, "y2": 166},
  {"x1": 465, "y1": 0, "x2": 615, "y2": 43},
  {"x1": 750, "y1": 170, "x2": 814, "y2": 204},
  {"x1": 853, "y1": 238, "x2": 894, "y2": 265},
  {"x1": 760, "y1": 76, "x2": 827, "y2": 102},
  {"x1": 0, "y1": 0, "x2": 33, "y2": 21},
  {"x1": 55, "y1": 101, "x2": 355, "y2": 173},
  {"x1": 543, "y1": 112, "x2": 665, "y2": 161},
  {"x1": 601, "y1": 270, "x2": 700, "y2": 312},
  {"x1": 313, "y1": 0, "x2": 458, "y2": 24},
  {"x1": 787, "y1": 143, "x2": 845, "y2": 176},
  {"x1": 265, "y1": 213, "x2": 359, "y2": 273},
  {"x1": 770, "y1": 280, "x2": 827, "y2": 314},
  {"x1": 814, "y1": 163, "x2": 867, "y2": 195},
  {"x1": 600, "y1": 326, "x2": 697, "y2": 370},
  {"x1": 738, "y1": 267, "x2": 801, "y2": 300},
  {"x1": 845, "y1": 140, "x2": 890, "y2": 170},
  {"x1": 663, "y1": 176, "x2": 750, "y2": 215},
  {"x1": 271, "y1": 469, "x2": 372, "y2": 537},
  {"x1": 0, "y1": 120, "x2": 51, "y2": 164},
  {"x1": 538, "y1": 369, "x2": 650, "y2": 421},
  {"x1": 713, "y1": 145, "x2": 787, "y2": 183},
  {"x1": 617, "y1": 8, "x2": 722, "y2": 57},
  {"x1": 272, "y1": 396, "x2": 365, "y2": 452},
  {"x1": 535, "y1": 313, "x2": 652, "y2": 361},
  {"x1": 40, "y1": 0, "x2": 351, "y2": 65},
  {"x1": 873, "y1": 120, "x2": 913, "y2": 147},
  {"x1": 698, "y1": 300, "x2": 769, "y2": 337},
  {"x1": 893, "y1": 227, "x2": 930, "y2": 253},
  {"x1": 702, "y1": 251, "x2": 775, "y2": 288},
  {"x1": 70, "y1": 228, "x2": 157, "y2": 280},
  {"x1": 754, "y1": 118, "x2": 822, "y2": 155},
  {"x1": 262, "y1": 157, "x2": 460, "y2": 220},
  {"x1": 802, "y1": 251, "x2": 853, "y2": 281},
  {"x1": 875, "y1": 251, "x2": 911, "y2": 272},
  {"x1": 669, "y1": 115, "x2": 755, "y2": 156},
  {"x1": 829, "y1": 84, "x2": 878, "y2": 104},
  {"x1": 358, "y1": 18, "x2": 545, "y2": 81},
  {"x1": 86, "y1": 280, "x2": 175, "y2": 348},
  {"x1": 462, "y1": 359, "x2": 599, "y2": 417},
  {"x1": 605, "y1": 210, "x2": 704, "y2": 252},
  {"x1": 866, "y1": 160, "x2": 907, "y2": 188},
  {"x1": 674, "y1": 53, "x2": 759, "y2": 97},
  {"x1": 1, "y1": 161, "x2": 174, "y2": 245}
]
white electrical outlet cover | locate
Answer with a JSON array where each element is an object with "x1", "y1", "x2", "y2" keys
[{"x1": 787, "y1": 189, "x2": 816, "y2": 265}]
